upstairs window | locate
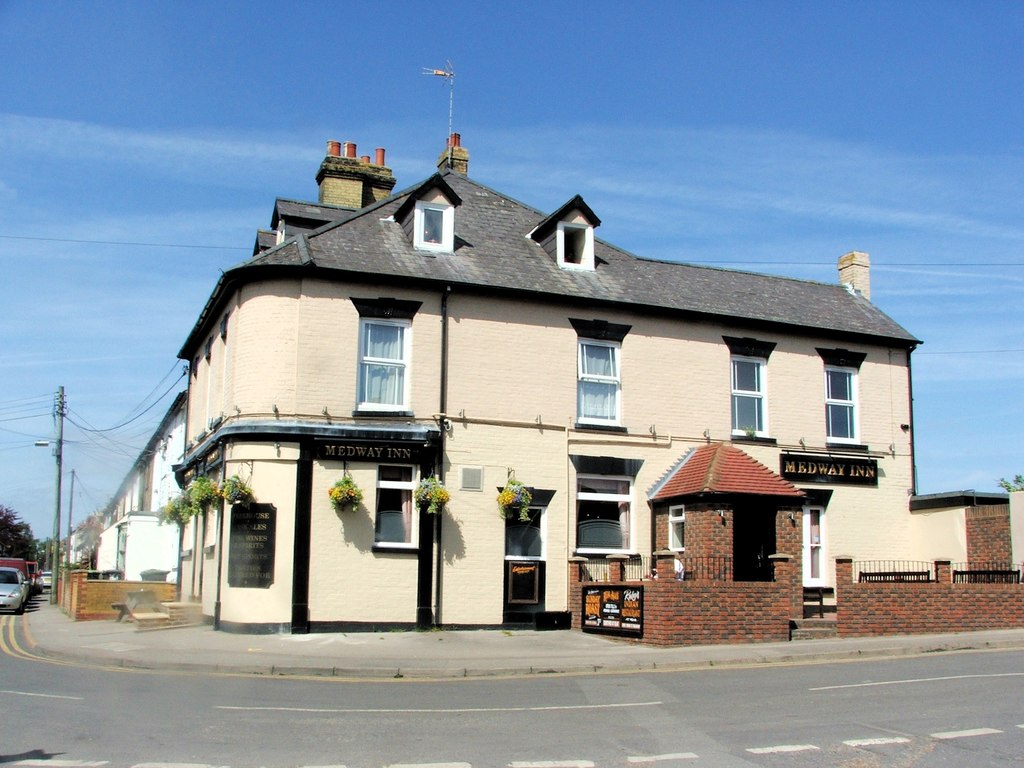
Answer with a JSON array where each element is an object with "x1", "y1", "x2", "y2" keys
[
  {"x1": 668, "y1": 505, "x2": 686, "y2": 551},
  {"x1": 557, "y1": 222, "x2": 594, "y2": 270},
  {"x1": 577, "y1": 339, "x2": 620, "y2": 425},
  {"x1": 825, "y1": 366, "x2": 858, "y2": 442},
  {"x1": 731, "y1": 356, "x2": 767, "y2": 437},
  {"x1": 414, "y1": 200, "x2": 454, "y2": 252},
  {"x1": 358, "y1": 319, "x2": 410, "y2": 411}
]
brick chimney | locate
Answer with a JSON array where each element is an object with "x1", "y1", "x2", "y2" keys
[
  {"x1": 436, "y1": 132, "x2": 469, "y2": 175},
  {"x1": 316, "y1": 139, "x2": 396, "y2": 208},
  {"x1": 838, "y1": 251, "x2": 871, "y2": 300}
]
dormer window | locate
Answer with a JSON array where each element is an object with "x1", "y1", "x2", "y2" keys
[
  {"x1": 529, "y1": 194, "x2": 601, "y2": 273},
  {"x1": 395, "y1": 174, "x2": 462, "y2": 255},
  {"x1": 557, "y1": 221, "x2": 594, "y2": 270},
  {"x1": 414, "y1": 200, "x2": 454, "y2": 252}
]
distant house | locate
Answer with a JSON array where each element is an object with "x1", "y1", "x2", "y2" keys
[
  {"x1": 96, "y1": 392, "x2": 185, "y2": 581},
  {"x1": 163, "y1": 134, "x2": 951, "y2": 634}
]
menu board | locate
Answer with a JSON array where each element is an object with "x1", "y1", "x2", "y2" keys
[
  {"x1": 507, "y1": 561, "x2": 540, "y2": 604},
  {"x1": 228, "y1": 503, "x2": 276, "y2": 588},
  {"x1": 581, "y1": 585, "x2": 643, "y2": 637}
]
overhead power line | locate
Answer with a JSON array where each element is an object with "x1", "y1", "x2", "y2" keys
[{"x1": 0, "y1": 234, "x2": 247, "y2": 251}]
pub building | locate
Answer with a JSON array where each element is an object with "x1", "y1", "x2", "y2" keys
[{"x1": 171, "y1": 134, "x2": 928, "y2": 633}]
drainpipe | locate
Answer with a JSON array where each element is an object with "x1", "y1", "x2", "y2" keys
[
  {"x1": 435, "y1": 285, "x2": 452, "y2": 625},
  {"x1": 906, "y1": 343, "x2": 919, "y2": 496}
]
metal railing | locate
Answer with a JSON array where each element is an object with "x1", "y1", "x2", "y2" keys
[
  {"x1": 951, "y1": 561, "x2": 1022, "y2": 584},
  {"x1": 854, "y1": 560, "x2": 934, "y2": 583},
  {"x1": 578, "y1": 555, "x2": 652, "y2": 582}
]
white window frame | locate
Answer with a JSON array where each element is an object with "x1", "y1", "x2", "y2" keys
[
  {"x1": 668, "y1": 504, "x2": 686, "y2": 552},
  {"x1": 730, "y1": 355, "x2": 768, "y2": 437},
  {"x1": 374, "y1": 465, "x2": 417, "y2": 547},
  {"x1": 413, "y1": 200, "x2": 454, "y2": 252},
  {"x1": 577, "y1": 339, "x2": 621, "y2": 426},
  {"x1": 824, "y1": 365, "x2": 858, "y2": 443},
  {"x1": 556, "y1": 221, "x2": 595, "y2": 270},
  {"x1": 802, "y1": 506, "x2": 827, "y2": 587},
  {"x1": 575, "y1": 474, "x2": 633, "y2": 554},
  {"x1": 357, "y1": 318, "x2": 411, "y2": 412}
]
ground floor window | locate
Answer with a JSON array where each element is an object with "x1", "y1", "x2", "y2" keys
[
  {"x1": 576, "y1": 476, "x2": 631, "y2": 552},
  {"x1": 374, "y1": 465, "x2": 415, "y2": 545},
  {"x1": 803, "y1": 506, "x2": 826, "y2": 585},
  {"x1": 506, "y1": 507, "x2": 544, "y2": 559}
]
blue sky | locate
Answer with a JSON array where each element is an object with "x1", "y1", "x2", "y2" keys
[{"x1": 1, "y1": 1, "x2": 1022, "y2": 540}]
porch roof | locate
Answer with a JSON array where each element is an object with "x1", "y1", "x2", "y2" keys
[{"x1": 649, "y1": 443, "x2": 805, "y2": 501}]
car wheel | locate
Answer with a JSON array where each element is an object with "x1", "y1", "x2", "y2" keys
[{"x1": 15, "y1": 600, "x2": 25, "y2": 615}]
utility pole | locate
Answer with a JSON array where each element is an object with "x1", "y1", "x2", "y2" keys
[{"x1": 50, "y1": 386, "x2": 65, "y2": 605}]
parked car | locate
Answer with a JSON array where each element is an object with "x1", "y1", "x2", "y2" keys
[
  {"x1": 40, "y1": 571, "x2": 52, "y2": 592},
  {"x1": 0, "y1": 566, "x2": 29, "y2": 614}
]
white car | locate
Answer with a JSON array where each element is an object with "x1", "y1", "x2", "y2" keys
[{"x1": 0, "y1": 566, "x2": 29, "y2": 614}]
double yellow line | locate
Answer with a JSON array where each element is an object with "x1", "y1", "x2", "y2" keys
[{"x1": 0, "y1": 613, "x2": 52, "y2": 663}]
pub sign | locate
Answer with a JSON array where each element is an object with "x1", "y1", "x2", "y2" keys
[{"x1": 780, "y1": 453, "x2": 878, "y2": 486}]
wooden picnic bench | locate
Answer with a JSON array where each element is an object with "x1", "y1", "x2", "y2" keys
[
  {"x1": 111, "y1": 590, "x2": 164, "y2": 622},
  {"x1": 858, "y1": 571, "x2": 931, "y2": 583}
]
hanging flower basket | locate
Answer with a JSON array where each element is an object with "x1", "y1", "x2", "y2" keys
[
  {"x1": 160, "y1": 494, "x2": 192, "y2": 526},
  {"x1": 415, "y1": 476, "x2": 450, "y2": 515},
  {"x1": 497, "y1": 478, "x2": 533, "y2": 522},
  {"x1": 220, "y1": 475, "x2": 255, "y2": 506},
  {"x1": 187, "y1": 476, "x2": 221, "y2": 513},
  {"x1": 329, "y1": 475, "x2": 363, "y2": 511}
]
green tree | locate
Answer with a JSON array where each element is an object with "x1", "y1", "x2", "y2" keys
[
  {"x1": 0, "y1": 504, "x2": 36, "y2": 559},
  {"x1": 999, "y1": 474, "x2": 1024, "y2": 492}
]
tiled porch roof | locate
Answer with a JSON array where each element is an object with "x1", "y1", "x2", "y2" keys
[{"x1": 650, "y1": 443, "x2": 805, "y2": 501}]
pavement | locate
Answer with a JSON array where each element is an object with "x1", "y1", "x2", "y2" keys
[{"x1": 17, "y1": 600, "x2": 1024, "y2": 680}]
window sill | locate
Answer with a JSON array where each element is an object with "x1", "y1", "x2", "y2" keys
[
  {"x1": 573, "y1": 422, "x2": 627, "y2": 434},
  {"x1": 372, "y1": 544, "x2": 419, "y2": 554},
  {"x1": 353, "y1": 410, "x2": 414, "y2": 419},
  {"x1": 573, "y1": 549, "x2": 637, "y2": 557},
  {"x1": 731, "y1": 435, "x2": 777, "y2": 445},
  {"x1": 826, "y1": 442, "x2": 869, "y2": 452}
]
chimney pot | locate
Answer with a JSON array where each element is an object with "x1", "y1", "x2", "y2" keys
[
  {"x1": 327, "y1": 140, "x2": 341, "y2": 157},
  {"x1": 449, "y1": 132, "x2": 461, "y2": 148},
  {"x1": 344, "y1": 141, "x2": 357, "y2": 158},
  {"x1": 360, "y1": 155, "x2": 370, "y2": 164},
  {"x1": 375, "y1": 147, "x2": 386, "y2": 166}
]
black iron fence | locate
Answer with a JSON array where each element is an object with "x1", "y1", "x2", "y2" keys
[
  {"x1": 952, "y1": 562, "x2": 1022, "y2": 584},
  {"x1": 854, "y1": 560, "x2": 934, "y2": 583}
]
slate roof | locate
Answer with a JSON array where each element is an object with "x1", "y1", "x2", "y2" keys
[
  {"x1": 649, "y1": 443, "x2": 805, "y2": 501},
  {"x1": 184, "y1": 168, "x2": 919, "y2": 355}
]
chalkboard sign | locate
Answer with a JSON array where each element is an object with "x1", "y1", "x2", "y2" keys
[
  {"x1": 228, "y1": 503, "x2": 276, "y2": 588},
  {"x1": 581, "y1": 585, "x2": 643, "y2": 637},
  {"x1": 507, "y1": 561, "x2": 540, "y2": 604}
]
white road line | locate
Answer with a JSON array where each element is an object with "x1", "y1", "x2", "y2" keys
[
  {"x1": 746, "y1": 744, "x2": 820, "y2": 754},
  {"x1": 843, "y1": 737, "x2": 912, "y2": 747},
  {"x1": 387, "y1": 764, "x2": 471, "y2": 768},
  {"x1": 626, "y1": 753, "x2": 699, "y2": 762},
  {"x1": 218, "y1": 701, "x2": 660, "y2": 714},
  {"x1": 130, "y1": 764, "x2": 230, "y2": 768},
  {"x1": 1, "y1": 689, "x2": 84, "y2": 700},
  {"x1": 16, "y1": 762, "x2": 107, "y2": 767},
  {"x1": 810, "y1": 672, "x2": 1024, "y2": 691},
  {"x1": 931, "y1": 727, "x2": 1003, "y2": 740},
  {"x1": 509, "y1": 762, "x2": 595, "y2": 768}
]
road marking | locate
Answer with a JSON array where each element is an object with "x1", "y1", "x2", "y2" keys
[
  {"x1": 931, "y1": 728, "x2": 1003, "y2": 740},
  {"x1": 811, "y1": 672, "x2": 1024, "y2": 691},
  {"x1": 746, "y1": 744, "x2": 819, "y2": 754},
  {"x1": 626, "y1": 753, "x2": 699, "y2": 762},
  {"x1": 509, "y1": 762, "x2": 595, "y2": 768},
  {"x1": 0, "y1": 689, "x2": 84, "y2": 700},
  {"x1": 387, "y1": 764, "x2": 472, "y2": 767},
  {"x1": 16, "y1": 762, "x2": 108, "y2": 767},
  {"x1": 843, "y1": 737, "x2": 912, "y2": 747},
  {"x1": 218, "y1": 701, "x2": 661, "y2": 714},
  {"x1": 131, "y1": 764, "x2": 230, "y2": 768}
]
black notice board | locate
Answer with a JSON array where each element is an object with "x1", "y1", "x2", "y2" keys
[
  {"x1": 228, "y1": 503, "x2": 276, "y2": 588},
  {"x1": 507, "y1": 561, "x2": 540, "y2": 604},
  {"x1": 581, "y1": 585, "x2": 643, "y2": 637}
]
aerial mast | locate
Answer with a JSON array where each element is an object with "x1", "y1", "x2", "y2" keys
[{"x1": 422, "y1": 61, "x2": 455, "y2": 168}]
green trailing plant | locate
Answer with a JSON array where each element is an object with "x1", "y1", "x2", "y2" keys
[
  {"x1": 221, "y1": 475, "x2": 255, "y2": 506},
  {"x1": 415, "y1": 476, "x2": 450, "y2": 515},
  {"x1": 160, "y1": 494, "x2": 192, "y2": 526},
  {"x1": 329, "y1": 475, "x2": 363, "y2": 510},
  {"x1": 188, "y1": 475, "x2": 221, "y2": 511},
  {"x1": 497, "y1": 476, "x2": 532, "y2": 522}
]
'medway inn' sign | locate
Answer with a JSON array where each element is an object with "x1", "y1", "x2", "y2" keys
[{"x1": 780, "y1": 453, "x2": 878, "y2": 486}]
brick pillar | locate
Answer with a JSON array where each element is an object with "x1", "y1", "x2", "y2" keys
[
  {"x1": 935, "y1": 559, "x2": 952, "y2": 584},
  {"x1": 609, "y1": 553, "x2": 628, "y2": 582},
  {"x1": 653, "y1": 549, "x2": 675, "y2": 580},
  {"x1": 568, "y1": 556, "x2": 588, "y2": 583},
  {"x1": 770, "y1": 554, "x2": 800, "y2": 617},
  {"x1": 835, "y1": 556, "x2": 853, "y2": 584}
]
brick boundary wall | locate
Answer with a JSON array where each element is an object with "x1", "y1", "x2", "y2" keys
[
  {"x1": 834, "y1": 557, "x2": 1024, "y2": 637},
  {"x1": 63, "y1": 571, "x2": 178, "y2": 621},
  {"x1": 567, "y1": 553, "x2": 798, "y2": 647},
  {"x1": 966, "y1": 505, "x2": 1013, "y2": 563}
]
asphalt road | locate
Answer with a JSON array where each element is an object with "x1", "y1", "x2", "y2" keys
[{"x1": 3, "y1": 619, "x2": 1024, "y2": 768}]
